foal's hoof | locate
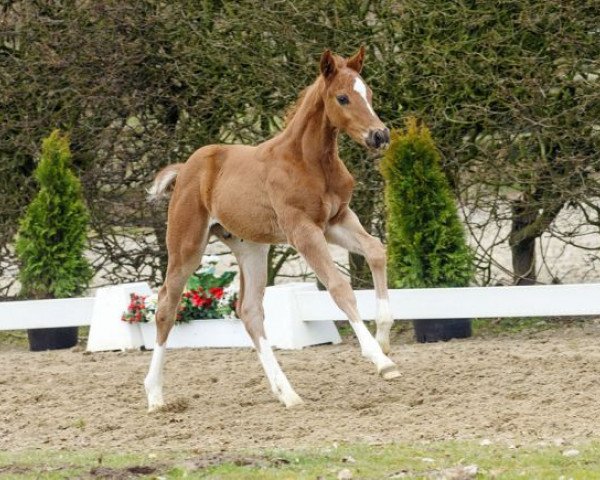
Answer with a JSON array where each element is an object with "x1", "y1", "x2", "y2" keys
[
  {"x1": 145, "y1": 392, "x2": 165, "y2": 414},
  {"x1": 146, "y1": 392, "x2": 165, "y2": 413},
  {"x1": 147, "y1": 403, "x2": 164, "y2": 414},
  {"x1": 282, "y1": 391, "x2": 304, "y2": 408},
  {"x1": 379, "y1": 364, "x2": 401, "y2": 380}
]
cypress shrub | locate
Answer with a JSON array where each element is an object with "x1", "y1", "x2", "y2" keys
[
  {"x1": 16, "y1": 130, "x2": 92, "y2": 300},
  {"x1": 381, "y1": 117, "x2": 473, "y2": 289}
]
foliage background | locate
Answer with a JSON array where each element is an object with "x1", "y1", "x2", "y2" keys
[{"x1": 1, "y1": 0, "x2": 599, "y2": 297}]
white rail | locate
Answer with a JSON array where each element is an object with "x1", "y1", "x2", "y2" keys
[
  {"x1": 1, "y1": 282, "x2": 599, "y2": 350},
  {"x1": 0, "y1": 297, "x2": 94, "y2": 331},
  {"x1": 296, "y1": 284, "x2": 600, "y2": 321}
]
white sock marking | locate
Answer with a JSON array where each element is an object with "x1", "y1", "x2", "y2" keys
[
  {"x1": 257, "y1": 337, "x2": 302, "y2": 407},
  {"x1": 376, "y1": 298, "x2": 393, "y2": 352},
  {"x1": 145, "y1": 343, "x2": 166, "y2": 411},
  {"x1": 377, "y1": 298, "x2": 392, "y2": 322},
  {"x1": 350, "y1": 320, "x2": 395, "y2": 373},
  {"x1": 353, "y1": 77, "x2": 376, "y2": 117}
]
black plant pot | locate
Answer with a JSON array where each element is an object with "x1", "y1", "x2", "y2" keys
[
  {"x1": 27, "y1": 327, "x2": 79, "y2": 351},
  {"x1": 413, "y1": 318, "x2": 472, "y2": 343}
]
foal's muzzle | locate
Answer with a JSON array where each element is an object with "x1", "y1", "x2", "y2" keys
[{"x1": 366, "y1": 128, "x2": 390, "y2": 150}]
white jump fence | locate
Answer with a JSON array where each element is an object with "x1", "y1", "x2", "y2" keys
[{"x1": 1, "y1": 282, "x2": 600, "y2": 351}]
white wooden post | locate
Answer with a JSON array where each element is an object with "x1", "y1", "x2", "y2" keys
[
  {"x1": 263, "y1": 283, "x2": 342, "y2": 349},
  {"x1": 86, "y1": 282, "x2": 151, "y2": 352}
]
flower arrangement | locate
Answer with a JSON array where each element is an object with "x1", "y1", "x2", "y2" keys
[{"x1": 121, "y1": 256, "x2": 237, "y2": 324}]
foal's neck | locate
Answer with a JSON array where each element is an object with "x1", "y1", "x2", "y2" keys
[{"x1": 279, "y1": 78, "x2": 339, "y2": 167}]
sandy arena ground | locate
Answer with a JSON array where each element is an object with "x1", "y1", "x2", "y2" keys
[{"x1": 1, "y1": 324, "x2": 600, "y2": 453}]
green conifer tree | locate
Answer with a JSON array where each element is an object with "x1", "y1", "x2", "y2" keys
[
  {"x1": 381, "y1": 117, "x2": 473, "y2": 289},
  {"x1": 16, "y1": 130, "x2": 92, "y2": 299}
]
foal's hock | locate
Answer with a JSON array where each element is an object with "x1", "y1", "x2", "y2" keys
[{"x1": 144, "y1": 47, "x2": 398, "y2": 412}]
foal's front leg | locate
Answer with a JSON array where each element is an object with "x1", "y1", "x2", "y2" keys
[
  {"x1": 288, "y1": 218, "x2": 399, "y2": 379},
  {"x1": 326, "y1": 208, "x2": 394, "y2": 354}
]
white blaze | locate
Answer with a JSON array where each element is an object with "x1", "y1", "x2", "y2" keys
[{"x1": 353, "y1": 77, "x2": 376, "y2": 117}]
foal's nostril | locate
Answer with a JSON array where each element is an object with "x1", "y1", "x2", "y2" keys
[
  {"x1": 383, "y1": 128, "x2": 390, "y2": 144},
  {"x1": 366, "y1": 129, "x2": 389, "y2": 149}
]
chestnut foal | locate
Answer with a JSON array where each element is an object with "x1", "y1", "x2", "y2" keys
[{"x1": 144, "y1": 47, "x2": 398, "y2": 412}]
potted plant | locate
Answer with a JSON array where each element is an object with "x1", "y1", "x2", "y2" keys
[
  {"x1": 381, "y1": 117, "x2": 474, "y2": 342},
  {"x1": 16, "y1": 130, "x2": 92, "y2": 351},
  {"x1": 121, "y1": 258, "x2": 247, "y2": 348}
]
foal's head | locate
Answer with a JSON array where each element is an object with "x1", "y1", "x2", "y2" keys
[{"x1": 320, "y1": 47, "x2": 390, "y2": 150}]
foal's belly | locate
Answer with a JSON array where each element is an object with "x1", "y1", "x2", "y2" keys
[
  {"x1": 215, "y1": 204, "x2": 287, "y2": 244},
  {"x1": 209, "y1": 164, "x2": 286, "y2": 244}
]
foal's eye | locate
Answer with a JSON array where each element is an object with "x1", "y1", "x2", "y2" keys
[{"x1": 336, "y1": 94, "x2": 350, "y2": 106}]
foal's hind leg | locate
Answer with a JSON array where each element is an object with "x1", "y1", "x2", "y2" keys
[
  {"x1": 326, "y1": 209, "x2": 393, "y2": 354},
  {"x1": 214, "y1": 227, "x2": 303, "y2": 407},
  {"x1": 144, "y1": 201, "x2": 210, "y2": 412}
]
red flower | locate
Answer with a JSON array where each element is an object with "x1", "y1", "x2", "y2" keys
[
  {"x1": 191, "y1": 293, "x2": 204, "y2": 307},
  {"x1": 209, "y1": 287, "x2": 224, "y2": 299}
]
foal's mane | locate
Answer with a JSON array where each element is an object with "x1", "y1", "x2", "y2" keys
[{"x1": 283, "y1": 86, "x2": 311, "y2": 127}]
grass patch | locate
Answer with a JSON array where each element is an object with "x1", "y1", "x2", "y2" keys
[
  {"x1": 472, "y1": 316, "x2": 583, "y2": 337},
  {"x1": 0, "y1": 330, "x2": 29, "y2": 349},
  {"x1": 1, "y1": 441, "x2": 600, "y2": 479},
  {"x1": 0, "y1": 326, "x2": 90, "y2": 351},
  {"x1": 338, "y1": 316, "x2": 578, "y2": 344}
]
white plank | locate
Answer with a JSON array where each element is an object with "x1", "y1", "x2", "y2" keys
[
  {"x1": 87, "y1": 283, "x2": 149, "y2": 351},
  {"x1": 295, "y1": 284, "x2": 600, "y2": 321},
  {"x1": 0, "y1": 297, "x2": 94, "y2": 330},
  {"x1": 3, "y1": 283, "x2": 600, "y2": 335}
]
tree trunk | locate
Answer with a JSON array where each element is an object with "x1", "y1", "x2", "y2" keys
[
  {"x1": 349, "y1": 253, "x2": 374, "y2": 289},
  {"x1": 509, "y1": 201, "x2": 537, "y2": 285}
]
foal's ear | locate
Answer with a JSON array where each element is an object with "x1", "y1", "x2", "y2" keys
[
  {"x1": 320, "y1": 49, "x2": 337, "y2": 79},
  {"x1": 347, "y1": 45, "x2": 366, "y2": 73}
]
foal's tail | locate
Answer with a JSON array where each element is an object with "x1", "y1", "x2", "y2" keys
[{"x1": 147, "y1": 163, "x2": 183, "y2": 201}]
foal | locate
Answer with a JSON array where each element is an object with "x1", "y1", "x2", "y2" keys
[{"x1": 145, "y1": 47, "x2": 398, "y2": 412}]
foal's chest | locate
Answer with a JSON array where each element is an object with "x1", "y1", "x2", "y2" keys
[{"x1": 318, "y1": 174, "x2": 355, "y2": 225}]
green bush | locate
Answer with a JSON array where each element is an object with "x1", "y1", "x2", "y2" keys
[
  {"x1": 16, "y1": 131, "x2": 92, "y2": 299},
  {"x1": 381, "y1": 118, "x2": 473, "y2": 289}
]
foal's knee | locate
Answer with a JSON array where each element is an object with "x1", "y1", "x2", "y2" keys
[
  {"x1": 366, "y1": 238, "x2": 386, "y2": 271},
  {"x1": 240, "y1": 303, "x2": 266, "y2": 342},
  {"x1": 241, "y1": 302, "x2": 264, "y2": 322}
]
